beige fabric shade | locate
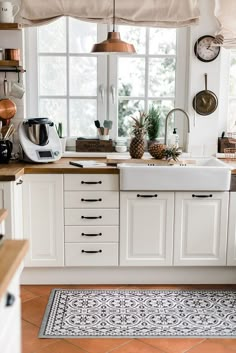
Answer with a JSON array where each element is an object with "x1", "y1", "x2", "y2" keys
[
  {"x1": 20, "y1": 0, "x2": 200, "y2": 27},
  {"x1": 214, "y1": 0, "x2": 236, "y2": 47}
]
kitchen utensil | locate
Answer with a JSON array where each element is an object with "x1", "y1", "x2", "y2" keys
[
  {"x1": 104, "y1": 120, "x2": 113, "y2": 135},
  {"x1": 3, "y1": 71, "x2": 7, "y2": 96},
  {"x1": 94, "y1": 120, "x2": 102, "y2": 135},
  {"x1": 3, "y1": 123, "x2": 14, "y2": 140},
  {"x1": 0, "y1": 139, "x2": 12, "y2": 163},
  {"x1": 192, "y1": 74, "x2": 218, "y2": 116},
  {"x1": 0, "y1": 98, "x2": 16, "y2": 120}
]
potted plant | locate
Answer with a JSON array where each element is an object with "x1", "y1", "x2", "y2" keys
[
  {"x1": 147, "y1": 105, "x2": 161, "y2": 147},
  {"x1": 56, "y1": 122, "x2": 66, "y2": 153}
]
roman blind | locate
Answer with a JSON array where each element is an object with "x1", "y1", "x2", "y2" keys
[
  {"x1": 20, "y1": 0, "x2": 200, "y2": 27},
  {"x1": 214, "y1": 0, "x2": 236, "y2": 47}
]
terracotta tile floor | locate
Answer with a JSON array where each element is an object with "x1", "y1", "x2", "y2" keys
[{"x1": 21, "y1": 284, "x2": 236, "y2": 353}]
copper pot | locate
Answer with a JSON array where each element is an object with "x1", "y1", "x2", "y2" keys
[
  {"x1": 5, "y1": 49, "x2": 20, "y2": 61},
  {"x1": 0, "y1": 98, "x2": 16, "y2": 120}
]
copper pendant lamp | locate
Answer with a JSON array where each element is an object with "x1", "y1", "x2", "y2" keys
[{"x1": 91, "y1": 0, "x2": 136, "y2": 54}]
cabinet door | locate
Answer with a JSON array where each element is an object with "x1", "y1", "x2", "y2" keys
[
  {"x1": 23, "y1": 174, "x2": 64, "y2": 267},
  {"x1": 174, "y1": 192, "x2": 229, "y2": 266},
  {"x1": 120, "y1": 191, "x2": 174, "y2": 266},
  {"x1": 227, "y1": 192, "x2": 236, "y2": 265},
  {"x1": 0, "y1": 179, "x2": 23, "y2": 239}
]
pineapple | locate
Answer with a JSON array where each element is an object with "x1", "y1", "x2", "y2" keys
[
  {"x1": 129, "y1": 112, "x2": 149, "y2": 159},
  {"x1": 148, "y1": 143, "x2": 166, "y2": 159},
  {"x1": 163, "y1": 146, "x2": 182, "y2": 162}
]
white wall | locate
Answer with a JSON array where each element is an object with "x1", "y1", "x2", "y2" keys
[
  {"x1": 0, "y1": 0, "x2": 229, "y2": 156},
  {"x1": 188, "y1": 0, "x2": 225, "y2": 156}
]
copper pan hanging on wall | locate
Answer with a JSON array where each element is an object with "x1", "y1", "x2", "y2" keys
[
  {"x1": 0, "y1": 72, "x2": 16, "y2": 122},
  {"x1": 192, "y1": 73, "x2": 218, "y2": 116}
]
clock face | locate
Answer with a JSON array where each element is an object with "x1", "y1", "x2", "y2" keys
[{"x1": 194, "y1": 35, "x2": 220, "y2": 62}]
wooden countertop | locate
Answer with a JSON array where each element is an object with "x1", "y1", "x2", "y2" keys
[
  {"x1": 0, "y1": 158, "x2": 118, "y2": 181},
  {"x1": 1, "y1": 157, "x2": 236, "y2": 181},
  {"x1": 0, "y1": 240, "x2": 29, "y2": 300}
]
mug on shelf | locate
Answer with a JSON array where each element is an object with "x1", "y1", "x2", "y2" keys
[{"x1": 0, "y1": 2, "x2": 19, "y2": 23}]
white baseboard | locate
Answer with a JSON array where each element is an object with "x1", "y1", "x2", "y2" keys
[{"x1": 21, "y1": 266, "x2": 236, "y2": 285}]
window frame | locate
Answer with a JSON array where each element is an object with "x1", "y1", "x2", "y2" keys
[{"x1": 24, "y1": 19, "x2": 190, "y2": 144}]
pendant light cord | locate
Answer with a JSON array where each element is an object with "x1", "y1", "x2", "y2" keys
[{"x1": 112, "y1": 0, "x2": 115, "y2": 32}]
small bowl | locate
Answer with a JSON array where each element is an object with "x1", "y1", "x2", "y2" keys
[{"x1": 115, "y1": 145, "x2": 127, "y2": 153}]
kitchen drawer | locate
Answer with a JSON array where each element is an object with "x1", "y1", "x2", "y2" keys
[
  {"x1": 65, "y1": 209, "x2": 119, "y2": 226},
  {"x1": 64, "y1": 191, "x2": 119, "y2": 208},
  {"x1": 64, "y1": 174, "x2": 119, "y2": 191},
  {"x1": 65, "y1": 226, "x2": 119, "y2": 242},
  {"x1": 65, "y1": 243, "x2": 118, "y2": 266}
]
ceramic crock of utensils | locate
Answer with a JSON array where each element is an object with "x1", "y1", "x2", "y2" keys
[
  {"x1": 0, "y1": 139, "x2": 12, "y2": 163},
  {"x1": 192, "y1": 73, "x2": 218, "y2": 116}
]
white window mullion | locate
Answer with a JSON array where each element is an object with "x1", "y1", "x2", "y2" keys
[{"x1": 145, "y1": 27, "x2": 150, "y2": 113}]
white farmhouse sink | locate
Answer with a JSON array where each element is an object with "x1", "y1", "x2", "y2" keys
[{"x1": 119, "y1": 157, "x2": 232, "y2": 191}]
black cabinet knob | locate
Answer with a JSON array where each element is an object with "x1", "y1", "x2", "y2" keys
[{"x1": 6, "y1": 292, "x2": 15, "y2": 307}]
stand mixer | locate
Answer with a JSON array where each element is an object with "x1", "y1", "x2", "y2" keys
[{"x1": 18, "y1": 117, "x2": 62, "y2": 163}]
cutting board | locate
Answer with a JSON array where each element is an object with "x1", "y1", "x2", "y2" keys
[{"x1": 106, "y1": 155, "x2": 174, "y2": 166}]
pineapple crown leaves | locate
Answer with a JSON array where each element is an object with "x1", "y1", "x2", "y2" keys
[
  {"x1": 130, "y1": 111, "x2": 150, "y2": 136},
  {"x1": 163, "y1": 146, "x2": 182, "y2": 162}
]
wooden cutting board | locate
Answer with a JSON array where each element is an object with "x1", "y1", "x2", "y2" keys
[{"x1": 106, "y1": 155, "x2": 174, "y2": 166}]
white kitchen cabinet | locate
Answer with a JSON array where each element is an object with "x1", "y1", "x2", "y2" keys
[
  {"x1": 174, "y1": 192, "x2": 229, "y2": 266},
  {"x1": 64, "y1": 174, "x2": 119, "y2": 267},
  {"x1": 120, "y1": 191, "x2": 174, "y2": 266},
  {"x1": 23, "y1": 174, "x2": 64, "y2": 267},
  {"x1": 227, "y1": 192, "x2": 236, "y2": 265},
  {"x1": 0, "y1": 178, "x2": 23, "y2": 239}
]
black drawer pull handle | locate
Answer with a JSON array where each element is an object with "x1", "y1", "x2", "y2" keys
[
  {"x1": 81, "y1": 181, "x2": 102, "y2": 185},
  {"x1": 81, "y1": 216, "x2": 102, "y2": 219},
  {"x1": 6, "y1": 293, "x2": 15, "y2": 307},
  {"x1": 137, "y1": 194, "x2": 158, "y2": 198},
  {"x1": 81, "y1": 250, "x2": 102, "y2": 254},
  {"x1": 82, "y1": 233, "x2": 102, "y2": 237},
  {"x1": 192, "y1": 194, "x2": 213, "y2": 198},
  {"x1": 81, "y1": 198, "x2": 102, "y2": 202},
  {"x1": 16, "y1": 179, "x2": 23, "y2": 185}
]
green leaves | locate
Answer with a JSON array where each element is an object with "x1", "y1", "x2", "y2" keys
[{"x1": 163, "y1": 146, "x2": 182, "y2": 161}]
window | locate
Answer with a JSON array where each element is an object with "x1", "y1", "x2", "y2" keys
[{"x1": 25, "y1": 18, "x2": 188, "y2": 140}]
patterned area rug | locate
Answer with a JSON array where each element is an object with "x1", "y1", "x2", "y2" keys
[{"x1": 39, "y1": 289, "x2": 236, "y2": 338}]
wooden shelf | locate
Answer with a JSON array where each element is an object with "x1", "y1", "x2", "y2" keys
[
  {"x1": 0, "y1": 23, "x2": 22, "y2": 30},
  {"x1": 0, "y1": 60, "x2": 20, "y2": 67}
]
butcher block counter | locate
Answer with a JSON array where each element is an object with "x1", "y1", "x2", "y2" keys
[
  {"x1": 0, "y1": 156, "x2": 236, "y2": 181},
  {"x1": 0, "y1": 158, "x2": 118, "y2": 181},
  {"x1": 0, "y1": 240, "x2": 28, "y2": 299}
]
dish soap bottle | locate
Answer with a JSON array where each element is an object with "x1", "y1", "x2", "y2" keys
[{"x1": 168, "y1": 128, "x2": 179, "y2": 147}]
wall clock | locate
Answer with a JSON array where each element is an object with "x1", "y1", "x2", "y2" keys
[{"x1": 194, "y1": 35, "x2": 221, "y2": 62}]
